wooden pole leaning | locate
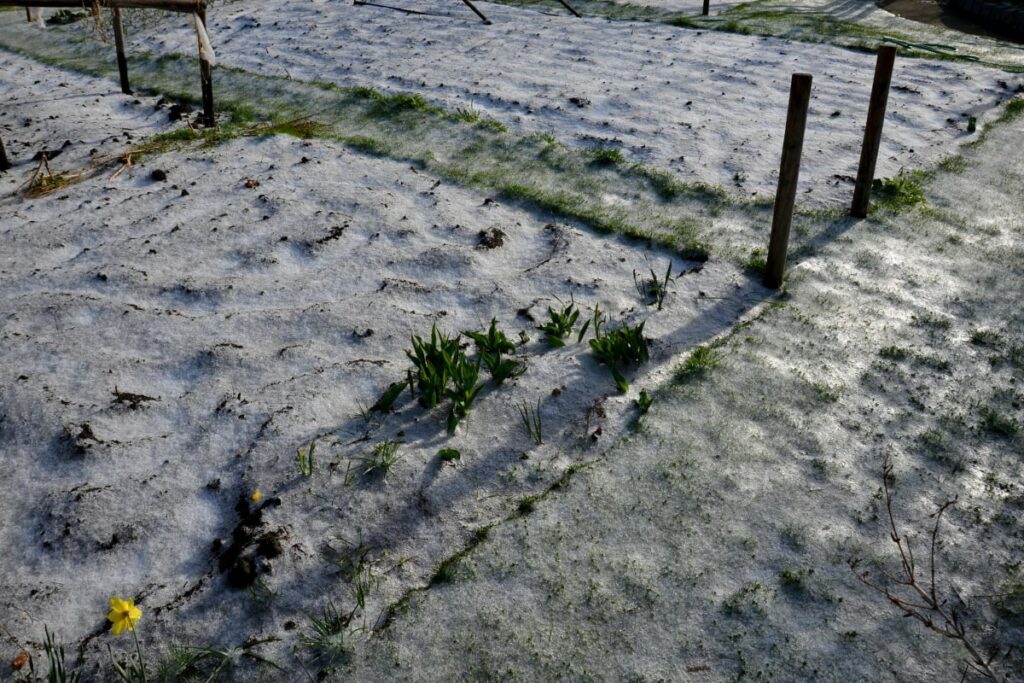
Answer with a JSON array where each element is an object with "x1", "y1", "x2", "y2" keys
[
  {"x1": 112, "y1": 6, "x2": 131, "y2": 94},
  {"x1": 764, "y1": 73, "x2": 812, "y2": 290},
  {"x1": 458, "y1": 0, "x2": 491, "y2": 24},
  {"x1": 197, "y1": 6, "x2": 215, "y2": 127},
  {"x1": 554, "y1": 0, "x2": 581, "y2": 17},
  {"x1": 851, "y1": 45, "x2": 897, "y2": 218}
]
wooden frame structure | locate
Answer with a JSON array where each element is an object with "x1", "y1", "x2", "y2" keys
[{"x1": 1, "y1": 0, "x2": 215, "y2": 127}]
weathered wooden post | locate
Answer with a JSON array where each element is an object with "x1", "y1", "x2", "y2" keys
[
  {"x1": 764, "y1": 73, "x2": 812, "y2": 289},
  {"x1": 25, "y1": 6, "x2": 30, "y2": 19},
  {"x1": 197, "y1": 6, "x2": 215, "y2": 127},
  {"x1": 112, "y1": 6, "x2": 132, "y2": 94},
  {"x1": 851, "y1": 45, "x2": 897, "y2": 218},
  {"x1": 0, "y1": 135, "x2": 11, "y2": 172},
  {"x1": 702, "y1": 0, "x2": 709, "y2": 15}
]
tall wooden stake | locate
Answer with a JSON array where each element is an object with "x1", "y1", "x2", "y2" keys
[
  {"x1": 851, "y1": 45, "x2": 897, "y2": 218},
  {"x1": 702, "y1": 0, "x2": 709, "y2": 15},
  {"x1": 25, "y1": 6, "x2": 31, "y2": 19},
  {"x1": 112, "y1": 6, "x2": 131, "y2": 94},
  {"x1": 764, "y1": 73, "x2": 812, "y2": 289},
  {"x1": 0, "y1": 135, "x2": 11, "y2": 172},
  {"x1": 197, "y1": 8, "x2": 215, "y2": 127}
]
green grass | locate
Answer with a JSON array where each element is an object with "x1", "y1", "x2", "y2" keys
[
  {"x1": 871, "y1": 171, "x2": 927, "y2": 213},
  {"x1": 676, "y1": 344, "x2": 723, "y2": 382}
]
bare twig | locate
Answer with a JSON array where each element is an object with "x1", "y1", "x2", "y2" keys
[{"x1": 851, "y1": 455, "x2": 1005, "y2": 680}]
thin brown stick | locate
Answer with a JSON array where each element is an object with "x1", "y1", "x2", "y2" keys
[{"x1": 852, "y1": 455, "x2": 1002, "y2": 680}]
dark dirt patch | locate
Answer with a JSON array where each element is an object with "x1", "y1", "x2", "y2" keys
[{"x1": 477, "y1": 227, "x2": 506, "y2": 249}]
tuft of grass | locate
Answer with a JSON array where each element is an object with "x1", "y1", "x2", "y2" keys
[
  {"x1": 589, "y1": 147, "x2": 624, "y2": 166},
  {"x1": 780, "y1": 568, "x2": 814, "y2": 592},
  {"x1": 871, "y1": 170, "x2": 927, "y2": 213},
  {"x1": 350, "y1": 440, "x2": 402, "y2": 481},
  {"x1": 299, "y1": 602, "x2": 352, "y2": 664},
  {"x1": 676, "y1": 345, "x2": 722, "y2": 382},
  {"x1": 517, "y1": 495, "x2": 540, "y2": 515},
  {"x1": 980, "y1": 407, "x2": 1019, "y2": 438},
  {"x1": 518, "y1": 400, "x2": 543, "y2": 446},
  {"x1": 970, "y1": 329, "x2": 1002, "y2": 348},
  {"x1": 341, "y1": 135, "x2": 391, "y2": 156},
  {"x1": 634, "y1": 260, "x2": 675, "y2": 310},
  {"x1": 879, "y1": 345, "x2": 911, "y2": 361}
]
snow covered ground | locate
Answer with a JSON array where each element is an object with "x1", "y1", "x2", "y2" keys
[
  {"x1": 53, "y1": 0, "x2": 1024, "y2": 204},
  {"x1": 1, "y1": 45, "x2": 764, "y2": 678},
  {"x1": 1, "y1": 1, "x2": 1022, "y2": 681}
]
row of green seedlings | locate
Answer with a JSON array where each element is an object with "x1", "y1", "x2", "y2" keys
[
  {"x1": 292, "y1": 271, "x2": 675, "y2": 480},
  {"x1": 371, "y1": 299, "x2": 651, "y2": 434}
]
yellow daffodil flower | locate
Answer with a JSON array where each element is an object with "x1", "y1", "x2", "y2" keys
[
  {"x1": 106, "y1": 597, "x2": 142, "y2": 635},
  {"x1": 251, "y1": 490, "x2": 263, "y2": 503}
]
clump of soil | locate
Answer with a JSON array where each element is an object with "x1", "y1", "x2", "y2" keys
[{"x1": 477, "y1": 227, "x2": 506, "y2": 249}]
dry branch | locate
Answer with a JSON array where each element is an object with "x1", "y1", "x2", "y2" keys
[{"x1": 851, "y1": 455, "x2": 1007, "y2": 680}]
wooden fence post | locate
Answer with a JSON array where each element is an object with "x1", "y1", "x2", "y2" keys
[
  {"x1": 112, "y1": 6, "x2": 132, "y2": 94},
  {"x1": 25, "y1": 6, "x2": 30, "y2": 19},
  {"x1": 197, "y1": 7, "x2": 215, "y2": 127},
  {"x1": 851, "y1": 45, "x2": 897, "y2": 218},
  {"x1": 764, "y1": 73, "x2": 812, "y2": 289},
  {"x1": 702, "y1": 0, "x2": 709, "y2": 15},
  {"x1": 0, "y1": 135, "x2": 11, "y2": 172}
]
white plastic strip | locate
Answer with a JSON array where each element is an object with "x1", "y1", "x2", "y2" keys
[
  {"x1": 30, "y1": 7, "x2": 46, "y2": 29},
  {"x1": 191, "y1": 13, "x2": 216, "y2": 66}
]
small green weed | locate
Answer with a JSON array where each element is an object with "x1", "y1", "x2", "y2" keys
[
  {"x1": 445, "y1": 351, "x2": 485, "y2": 434},
  {"x1": 518, "y1": 400, "x2": 544, "y2": 445},
  {"x1": 538, "y1": 300, "x2": 580, "y2": 348},
  {"x1": 296, "y1": 439, "x2": 316, "y2": 478},
  {"x1": 438, "y1": 447, "x2": 461, "y2": 463},
  {"x1": 970, "y1": 329, "x2": 1002, "y2": 347},
  {"x1": 370, "y1": 380, "x2": 407, "y2": 413},
  {"x1": 589, "y1": 147, "x2": 624, "y2": 166},
  {"x1": 466, "y1": 318, "x2": 522, "y2": 385},
  {"x1": 872, "y1": 171, "x2": 926, "y2": 212},
  {"x1": 634, "y1": 260, "x2": 675, "y2": 310},
  {"x1": 744, "y1": 247, "x2": 767, "y2": 274},
  {"x1": 590, "y1": 320, "x2": 649, "y2": 392},
  {"x1": 635, "y1": 389, "x2": 654, "y2": 414},
  {"x1": 350, "y1": 440, "x2": 401, "y2": 481},
  {"x1": 676, "y1": 345, "x2": 722, "y2": 381},
  {"x1": 299, "y1": 602, "x2": 352, "y2": 664},
  {"x1": 981, "y1": 407, "x2": 1019, "y2": 438},
  {"x1": 24, "y1": 627, "x2": 82, "y2": 683},
  {"x1": 407, "y1": 325, "x2": 460, "y2": 409}
]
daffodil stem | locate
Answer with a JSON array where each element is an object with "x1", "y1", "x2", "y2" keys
[{"x1": 131, "y1": 628, "x2": 147, "y2": 683}]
